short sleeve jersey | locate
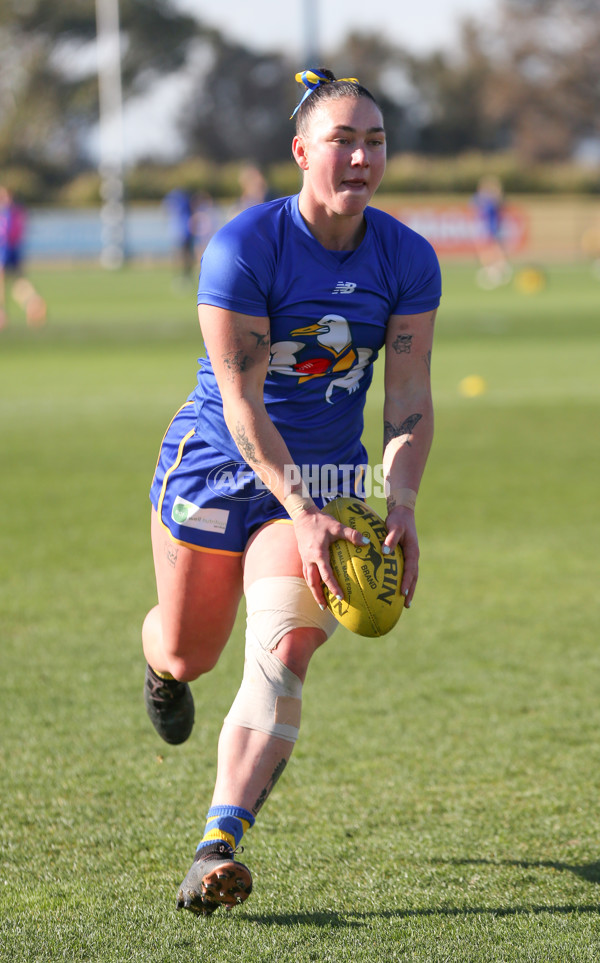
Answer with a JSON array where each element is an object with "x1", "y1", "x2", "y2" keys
[{"x1": 195, "y1": 194, "x2": 441, "y2": 467}]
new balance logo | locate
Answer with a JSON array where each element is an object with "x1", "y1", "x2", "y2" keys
[{"x1": 332, "y1": 281, "x2": 357, "y2": 294}]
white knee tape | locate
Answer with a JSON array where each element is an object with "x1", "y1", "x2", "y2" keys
[
  {"x1": 225, "y1": 629, "x2": 302, "y2": 742},
  {"x1": 245, "y1": 576, "x2": 338, "y2": 653},
  {"x1": 225, "y1": 577, "x2": 337, "y2": 743}
]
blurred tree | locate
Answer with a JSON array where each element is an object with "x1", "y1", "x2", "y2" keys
[
  {"x1": 481, "y1": 0, "x2": 600, "y2": 160},
  {"x1": 178, "y1": 41, "x2": 293, "y2": 166},
  {"x1": 0, "y1": 0, "x2": 199, "y2": 186},
  {"x1": 1, "y1": 0, "x2": 598, "y2": 196},
  {"x1": 409, "y1": 22, "x2": 502, "y2": 154}
]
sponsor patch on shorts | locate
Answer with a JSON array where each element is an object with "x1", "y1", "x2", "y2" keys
[{"x1": 171, "y1": 495, "x2": 229, "y2": 534}]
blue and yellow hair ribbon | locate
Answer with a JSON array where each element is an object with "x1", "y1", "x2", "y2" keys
[{"x1": 291, "y1": 69, "x2": 360, "y2": 118}]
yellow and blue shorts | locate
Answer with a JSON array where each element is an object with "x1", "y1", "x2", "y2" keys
[
  {"x1": 150, "y1": 401, "x2": 370, "y2": 554},
  {"x1": 149, "y1": 402, "x2": 290, "y2": 555}
]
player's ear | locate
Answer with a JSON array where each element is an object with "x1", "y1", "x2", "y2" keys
[{"x1": 292, "y1": 135, "x2": 309, "y2": 171}]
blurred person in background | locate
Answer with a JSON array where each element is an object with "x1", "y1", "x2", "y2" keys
[
  {"x1": 228, "y1": 163, "x2": 272, "y2": 218},
  {"x1": 190, "y1": 190, "x2": 220, "y2": 262},
  {"x1": 0, "y1": 185, "x2": 46, "y2": 330},
  {"x1": 472, "y1": 174, "x2": 513, "y2": 289},
  {"x1": 163, "y1": 187, "x2": 196, "y2": 285}
]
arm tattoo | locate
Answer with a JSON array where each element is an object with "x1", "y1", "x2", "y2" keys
[
  {"x1": 250, "y1": 330, "x2": 270, "y2": 349},
  {"x1": 391, "y1": 333, "x2": 413, "y2": 354},
  {"x1": 232, "y1": 421, "x2": 260, "y2": 464},
  {"x1": 424, "y1": 350, "x2": 432, "y2": 374},
  {"x1": 222, "y1": 332, "x2": 269, "y2": 378},
  {"x1": 384, "y1": 413, "x2": 422, "y2": 448},
  {"x1": 223, "y1": 349, "x2": 253, "y2": 375},
  {"x1": 252, "y1": 758, "x2": 287, "y2": 815},
  {"x1": 386, "y1": 494, "x2": 397, "y2": 513}
]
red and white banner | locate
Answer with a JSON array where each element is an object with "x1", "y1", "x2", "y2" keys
[{"x1": 383, "y1": 203, "x2": 530, "y2": 256}]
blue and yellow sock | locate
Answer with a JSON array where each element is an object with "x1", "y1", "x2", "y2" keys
[{"x1": 196, "y1": 805, "x2": 255, "y2": 853}]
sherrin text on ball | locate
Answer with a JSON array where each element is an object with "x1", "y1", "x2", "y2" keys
[{"x1": 322, "y1": 497, "x2": 404, "y2": 637}]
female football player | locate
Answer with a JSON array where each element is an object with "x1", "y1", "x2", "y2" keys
[{"x1": 142, "y1": 68, "x2": 441, "y2": 915}]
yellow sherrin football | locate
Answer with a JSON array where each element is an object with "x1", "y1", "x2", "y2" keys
[{"x1": 321, "y1": 497, "x2": 404, "y2": 637}]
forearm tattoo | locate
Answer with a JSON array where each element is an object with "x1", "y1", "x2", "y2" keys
[
  {"x1": 391, "y1": 333, "x2": 413, "y2": 354},
  {"x1": 232, "y1": 421, "x2": 260, "y2": 464},
  {"x1": 384, "y1": 413, "x2": 422, "y2": 449},
  {"x1": 252, "y1": 758, "x2": 287, "y2": 815}
]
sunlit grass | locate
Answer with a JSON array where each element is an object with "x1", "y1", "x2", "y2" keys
[{"x1": 1, "y1": 261, "x2": 599, "y2": 961}]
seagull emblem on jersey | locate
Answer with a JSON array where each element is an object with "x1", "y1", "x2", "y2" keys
[{"x1": 268, "y1": 314, "x2": 373, "y2": 404}]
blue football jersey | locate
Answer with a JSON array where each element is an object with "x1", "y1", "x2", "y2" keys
[{"x1": 195, "y1": 194, "x2": 441, "y2": 466}]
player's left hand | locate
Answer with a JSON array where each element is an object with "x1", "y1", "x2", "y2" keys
[{"x1": 382, "y1": 506, "x2": 420, "y2": 607}]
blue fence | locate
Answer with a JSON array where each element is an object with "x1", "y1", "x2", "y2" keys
[{"x1": 25, "y1": 205, "x2": 221, "y2": 262}]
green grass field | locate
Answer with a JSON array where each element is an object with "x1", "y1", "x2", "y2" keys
[{"x1": 1, "y1": 260, "x2": 599, "y2": 962}]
